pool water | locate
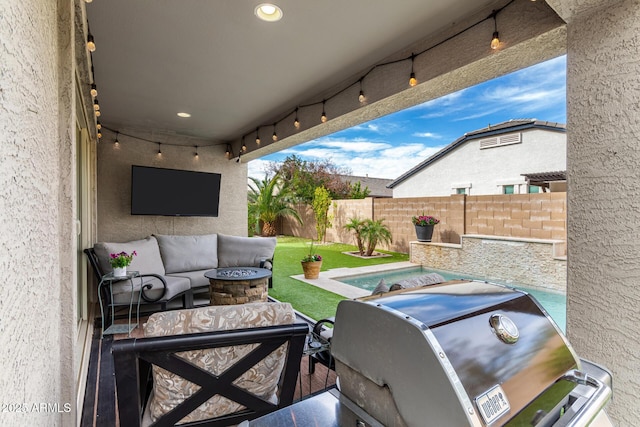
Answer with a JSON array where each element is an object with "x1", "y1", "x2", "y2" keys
[{"x1": 339, "y1": 267, "x2": 567, "y2": 332}]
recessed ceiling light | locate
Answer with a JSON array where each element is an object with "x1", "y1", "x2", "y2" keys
[
  {"x1": 177, "y1": 112, "x2": 191, "y2": 118},
  {"x1": 255, "y1": 3, "x2": 283, "y2": 22}
]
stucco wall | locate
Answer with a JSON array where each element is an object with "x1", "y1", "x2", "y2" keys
[
  {"x1": 565, "y1": 0, "x2": 640, "y2": 424},
  {"x1": 393, "y1": 128, "x2": 567, "y2": 198},
  {"x1": 0, "y1": 0, "x2": 75, "y2": 425},
  {"x1": 97, "y1": 130, "x2": 248, "y2": 242}
]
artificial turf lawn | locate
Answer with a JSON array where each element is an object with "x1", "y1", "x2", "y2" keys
[{"x1": 268, "y1": 236, "x2": 410, "y2": 321}]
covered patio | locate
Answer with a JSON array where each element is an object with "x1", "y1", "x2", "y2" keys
[{"x1": 2, "y1": 0, "x2": 640, "y2": 425}]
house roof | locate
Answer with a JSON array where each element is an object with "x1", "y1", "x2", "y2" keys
[
  {"x1": 387, "y1": 119, "x2": 566, "y2": 188},
  {"x1": 339, "y1": 175, "x2": 393, "y2": 198}
]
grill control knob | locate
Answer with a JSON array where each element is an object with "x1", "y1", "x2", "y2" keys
[{"x1": 490, "y1": 314, "x2": 519, "y2": 344}]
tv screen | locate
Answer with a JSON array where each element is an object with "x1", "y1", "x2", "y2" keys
[{"x1": 131, "y1": 165, "x2": 221, "y2": 216}]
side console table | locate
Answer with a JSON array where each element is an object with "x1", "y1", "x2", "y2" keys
[{"x1": 98, "y1": 271, "x2": 142, "y2": 336}]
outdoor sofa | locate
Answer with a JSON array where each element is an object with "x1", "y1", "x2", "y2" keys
[{"x1": 85, "y1": 233, "x2": 277, "y2": 323}]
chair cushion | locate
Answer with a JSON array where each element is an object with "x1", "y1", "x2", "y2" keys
[
  {"x1": 389, "y1": 273, "x2": 446, "y2": 291},
  {"x1": 111, "y1": 275, "x2": 190, "y2": 305},
  {"x1": 94, "y1": 236, "x2": 165, "y2": 276},
  {"x1": 155, "y1": 234, "x2": 218, "y2": 274},
  {"x1": 144, "y1": 302, "x2": 296, "y2": 424},
  {"x1": 217, "y1": 234, "x2": 276, "y2": 268}
]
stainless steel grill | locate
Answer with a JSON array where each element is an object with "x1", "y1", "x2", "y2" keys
[{"x1": 250, "y1": 280, "x2": 613, "y2": 426}]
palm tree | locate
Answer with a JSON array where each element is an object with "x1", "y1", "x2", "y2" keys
[
  {"x1": 344, "y1": 217, "x2": 367, "y2": 255},
  {"x1": 361, "y1": 219, "x2": 392, "y2": 256},
  {"x1": 248, "y1": 173, "x2": 302, "y2": 236}
]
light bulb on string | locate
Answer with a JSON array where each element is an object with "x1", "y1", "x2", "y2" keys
[
  {"x1": 97, "y1": 131, "x2": 102, "y2": 139},
  {"x1": 114, "y1": 132, "x2": 119, "y2": 147},
  {"x1": 409, "y1": 53, "x2": 418, "y2": 87},
  {"x1": 158, "y1": 143, "x2": 162, "y2": 156},
  {"x1": 90, "y1": 84, "x2": 97, "y2": 98},
  {"x1": 358, "y1": 78, "x2": 366, "y2": 104},
  {"x1": 194, "y1": 146, "x2": 199, "y2": 158},
  {"x1": 225, "y1": 144, "x2": 231, "y2": 158},
  {"x1": 242, "y1": 137, "x2": 247, "y2": 152},
  {"x1": 96, "y1": 121, "x2": 101, "y2": 130},
  {"x1": 255, "y1": 128, "x2": 261, "y2": 145},
  {"x1": 272, "y1": 123, "x2": 278, "y2": 141},
  {"x1": 294, "y1": 108, "x2": 300, "y2": 129},
  {"x1": 321, "y1": 100, "x2": 327, "y2": 123},
  {"x1": 490, "y1": 11, "x2": 500, "y2": 50},
  {"x1": 95, "y1": 110, "x2": 100, "y2": 117},
  {"x1": 87, "y1": 34, "x2": 96, "y2": 52},
  {"x1": 93, "y1": 99, "x2": 100, "y2": 111}
]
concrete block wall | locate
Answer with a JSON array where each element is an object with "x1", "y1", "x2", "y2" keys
[
  {"x1": 466, "y1": 193, "x2": 566, "y2": 241},
  {"x1": 280, "y1": 193, "x2": 566, "y2": 255}
]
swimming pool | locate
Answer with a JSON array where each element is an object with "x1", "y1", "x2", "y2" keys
[{"x1": 338, "y1": 266, "x2": 567, "y2": 331}]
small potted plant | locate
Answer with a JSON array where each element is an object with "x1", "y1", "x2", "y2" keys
[
  {"x1": 301, "y1": 241, "x2": 322, "y2": 279},
  {"x1": 109, "y1": 250, "x2": 137, "y2": 277},
  {"x1": 411, "y1": 214, "x2": 440, "y2": 242}
]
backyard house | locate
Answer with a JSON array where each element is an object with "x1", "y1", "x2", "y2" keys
[
  {"x1": 389, "y1": 119, "x2": 566, "y2": 197},
  {"x1": 2, "y1": 0, "x2": 640, "y2": 425}
]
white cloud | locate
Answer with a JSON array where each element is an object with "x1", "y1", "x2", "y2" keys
[{"x1": 412, "y1": 131, "x2": 441, "y2": 139}]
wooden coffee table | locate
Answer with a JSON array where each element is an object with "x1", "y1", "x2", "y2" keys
[{"x1": 205, "y1": 267, "x2": 272, "y2": 305}]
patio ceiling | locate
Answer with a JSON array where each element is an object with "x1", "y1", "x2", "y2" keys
[{"x1": 85, "y1": 0, "x2": 508, "y2": 146}]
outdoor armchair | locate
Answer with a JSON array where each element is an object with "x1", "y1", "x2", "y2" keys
[{"x1": 112, "y1": 303, "x2": 307, "y2": 427}]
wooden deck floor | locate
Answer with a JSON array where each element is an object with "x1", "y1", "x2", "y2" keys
[{"x1": 80, "y1": 316, "x2": 337, "y2": 427}]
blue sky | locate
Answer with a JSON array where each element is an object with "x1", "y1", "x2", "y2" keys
[{"x1": 248, "y1": 55, "x2": 566, "y2": 180}]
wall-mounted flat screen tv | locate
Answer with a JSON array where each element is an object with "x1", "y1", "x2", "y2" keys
[{"x1": 131, "y1": 165, "x2": 221, "y2": 216}]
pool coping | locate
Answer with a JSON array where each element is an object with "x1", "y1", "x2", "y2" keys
[{"x1": 290, "y1": 261, "x2": 420, "y2": 299}]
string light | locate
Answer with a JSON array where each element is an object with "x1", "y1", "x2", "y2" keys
[
  {"x1": 158, "y1": 143, "x2": 162, "y2": 155},
  {"x1": 93, "y1": 99, "x2": 100, "y2": 111},
  {"x1": 490, "y1": 11, "x2": 500, "y2": 50},
  {"x1": 114, "y1": 132, "x2": 119, "y2": 147},
  {"x1": 87, "y1": 34, "x2": 96, "y2": 52},
  {"x1": 294, "y1": 108, "x2": 300, "y2": 129},
  {"x1": 241, "y1": 137, "x2": 247, "y2": 152},
  {"x1": 409, "y1": 53, "x2": 418, "y2": 87},
  {"x1": 90, "y1": 84, "x2": 98, "y2": 98},
  {"x1": 272, "y1": 123, "x2": 278, "y2": 141},
  {"x1": 95, "y1": 110, "x2": 100, "y2": 117},
  {"x1": 194, "y1": 145, "x2": 199, "y2": 158},
  {"x1": 239, "y1": 1, "x2": 514, "y2": 150},
  {"x1": 96, "y1": 121, "x2": 101, "y2": 130},
  {"x1": 225, "y1": 144, "x2": 231, "y2": 158},
  {"x1": 97, "y1": 130, "x2": 102, "y2": 139}
]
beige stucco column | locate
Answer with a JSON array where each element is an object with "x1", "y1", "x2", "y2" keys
[{"x1": 548, "y1": 0, "x2": 640, "y2": 424}]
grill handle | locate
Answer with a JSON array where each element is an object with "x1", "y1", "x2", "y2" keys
[{"x1": 561, "y1": 370, "x2": 612, "y2": 427}]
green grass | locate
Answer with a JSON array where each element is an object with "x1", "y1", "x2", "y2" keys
[{"x1": 269, "y1": 236, "x2": 409, "y2": 321}]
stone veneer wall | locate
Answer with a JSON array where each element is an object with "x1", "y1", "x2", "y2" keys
[{"x1": 410, "y1": 236, "x2": 567, "y2": 292}]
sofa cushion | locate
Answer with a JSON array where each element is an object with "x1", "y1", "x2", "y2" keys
[
  {"x1": 166, "y1": 270, "x2": 210, "y2": 290},
  {"x1": 144, "y1": 302, "x2": 296, "y2": 424},
  {"x1": 217, "y1": 234, "x2": 276, "y2": 268},
  {"x1": 94, "y1": 236, "x2": 165, "y2": 276},
  {"x1": 155, "y1": 234, "x2": 218, "y2": 274},
  {"x1": 111, "y1": 275, "x2": 190, "y2": 305}
]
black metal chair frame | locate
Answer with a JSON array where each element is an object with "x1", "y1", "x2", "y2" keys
[
  {"x1": 308, "y1": 318, "x2": 335, "y2": 375},
  {"x1": 112, "y1": 323, "x2": 308, "y2": 427},
  {"x1": 84, "y1": 248, "x2": 193, "y2": 328}
]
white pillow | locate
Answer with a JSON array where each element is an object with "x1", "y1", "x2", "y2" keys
[{"x1": 94, "y1": 236, "x2": 165, "y2": 275}]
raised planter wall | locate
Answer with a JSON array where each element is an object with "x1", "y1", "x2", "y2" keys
[{"x1": 410, "y1": 235, "x2": 566, "y2": 292}]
